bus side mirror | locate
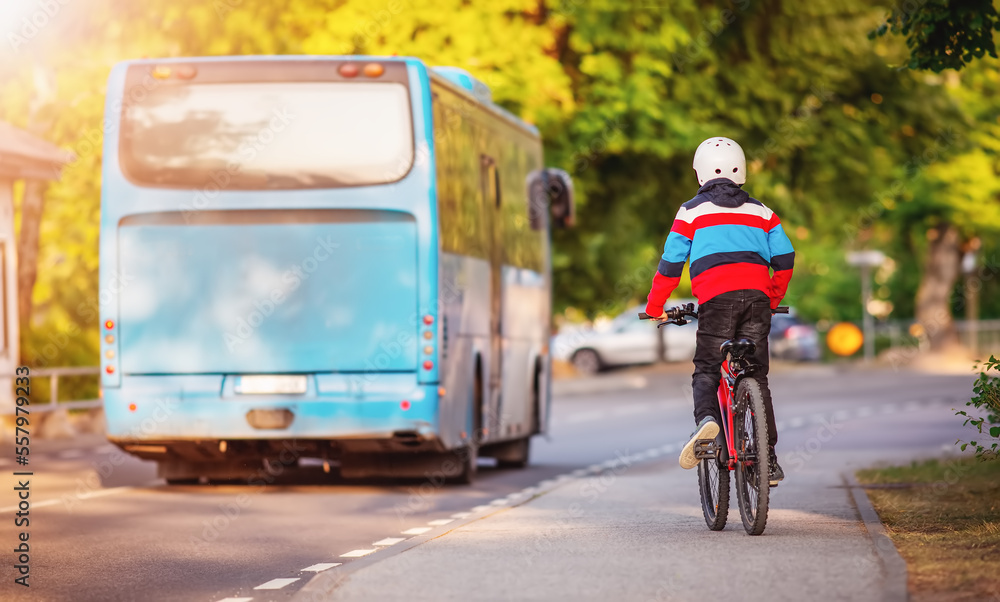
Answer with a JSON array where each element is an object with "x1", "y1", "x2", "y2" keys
[{"x1": 527, "y1": 168, "x2": 575, "y2": 230}]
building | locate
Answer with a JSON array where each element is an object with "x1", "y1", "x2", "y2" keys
[{"x1": 0, "y1": 120, "x2": 72, "y2": 408}]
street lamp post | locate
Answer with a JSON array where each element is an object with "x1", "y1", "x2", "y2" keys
[
  {"x1": 847, "y1": 250, "x2": 886, "y2": 363},
  {"x1": 962, "y1": 247, "x2": 979, "y2": 354}
]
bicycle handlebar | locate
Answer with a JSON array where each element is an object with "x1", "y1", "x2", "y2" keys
[{"x1": 639, "y1": 304, "x2": 789, "y2": 322}]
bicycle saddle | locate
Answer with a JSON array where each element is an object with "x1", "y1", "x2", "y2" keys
[{"x1": 720, "y1": 338, "x2": 756, "y2": 359}]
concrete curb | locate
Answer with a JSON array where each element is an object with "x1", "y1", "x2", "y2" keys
[{"x1": 843, "y1": 472, "x2": 909, "y2": 602}]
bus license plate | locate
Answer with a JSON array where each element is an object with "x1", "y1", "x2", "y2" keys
[{"x1": 236, "y1": 375, "x2": 307, "y2": 395}]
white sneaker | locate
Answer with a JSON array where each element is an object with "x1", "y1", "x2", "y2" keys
[{"x1": 678, "y1": 417, "x2": 720, "y2": 469}]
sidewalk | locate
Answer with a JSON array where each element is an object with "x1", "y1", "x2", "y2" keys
[{"x1": 297, "y1": 449, "x2": 899, "y2": 602}]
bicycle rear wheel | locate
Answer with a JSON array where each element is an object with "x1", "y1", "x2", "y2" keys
[
  {"x1": 697, "y1": 431, "x2": 730, "y2": 531},
  {"x1": 733, "y1": 377, "x2": 770, "y2": 535}
]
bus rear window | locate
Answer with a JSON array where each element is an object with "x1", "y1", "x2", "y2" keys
[{"x1": 120, "y1": 81, "x2": 414, "y2": 189}]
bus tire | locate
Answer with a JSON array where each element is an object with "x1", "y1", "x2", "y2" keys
[
  {"x1": 495, "y1": 360, "x2": 537, "y2": 469},
  {"x1": 451, "y1": 362, "x2": 484, "y2": 484},
  {"x1": 494, "y1": 437, "x2": 530, "y2": 469},
  {"x1": 450, "y1": 444, "x2": 478, "y2": 485}
]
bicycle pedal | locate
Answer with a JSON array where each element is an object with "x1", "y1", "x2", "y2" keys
[
  {"x1": 769, "y1": 480, "x2": 779, "y2": 488},
  {"x1": 693, "y1": 439, "x2": 718, "y2": 460}
]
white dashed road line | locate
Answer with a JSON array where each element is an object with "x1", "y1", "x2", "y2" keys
[
  {"x1": 254, "y1": 577, "x2": 299, "y2": 590},
  {"x1": 302, "y1": 563, "x2": 341, "y2": 572},
  {"x1": 401, "y1": 527, "x2": 431, "y2": 535},
  {"x1": 427, "y1": 518, "x2": 454, "y2": 526},
  {"x1": 216, "y1": 597, "x2": 253, "y2": 602},
  {"x1": 373, "y1": 537, "x2": 405, "y2": 546},
  {"x1": 340, "y1": 549, "x2": 377, "y2": 558}
]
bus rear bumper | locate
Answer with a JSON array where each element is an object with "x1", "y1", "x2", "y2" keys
[{"x1": 103, "y1": 374, "x2": 443, "y2": 460}]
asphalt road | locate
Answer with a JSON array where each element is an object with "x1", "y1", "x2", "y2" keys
[{"x1": 0, "y1": 364, "x2": 973, "y2": 602}]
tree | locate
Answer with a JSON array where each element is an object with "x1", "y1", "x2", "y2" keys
[{"x1": 870, "y1": 0, "x2": 999, "y2": 72}]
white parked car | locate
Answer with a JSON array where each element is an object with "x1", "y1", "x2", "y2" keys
[{"x1": 552, "y1": 302, "x2": 699, "y2": 374}]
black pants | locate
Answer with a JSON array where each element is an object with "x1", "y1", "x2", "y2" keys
[{"x1": 692, "y1": 289, "x2": 778, "y2": 447}]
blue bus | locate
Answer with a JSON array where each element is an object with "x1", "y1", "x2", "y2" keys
[{"x1": 99, "y1": 56, "x2": 573, "y2": 484}]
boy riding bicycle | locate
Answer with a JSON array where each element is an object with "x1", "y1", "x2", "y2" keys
[{"x1": 645, "y1": 137, "x2": 794, "y2": 483}]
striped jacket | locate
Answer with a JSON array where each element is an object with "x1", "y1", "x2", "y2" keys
[{"x1": 645, "y1": 178, "x2": 795, "y2": 316}]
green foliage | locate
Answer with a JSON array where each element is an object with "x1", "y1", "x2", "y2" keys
[
  {"x1": 957, "y1": 355, "x2": 1000, "y2": 460},
  {"x1": 2, "y1": 0, "x2": 1000, "y2": 377},
  {"x1": 870, "y1": 0, "x2": 999, "y2": 72}
]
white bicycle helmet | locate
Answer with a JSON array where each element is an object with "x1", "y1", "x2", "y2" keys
[{"x1": 693, "y1": 137, "x2": 747, "y2": 186}]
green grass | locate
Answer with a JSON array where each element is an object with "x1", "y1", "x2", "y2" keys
[{"x1": 856, "y1": 457, "x2": 1000, "y2": 601}]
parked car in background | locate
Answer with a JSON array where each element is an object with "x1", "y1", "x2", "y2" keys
[
  {"x1": 553, "y1": 302, "x2": 821, "y2": 374},
  {"x1": 769, "y1": 309, "x2": 822, "y2": 361},
  {"x1": 552, "y1": 302, "x2": 698, "y2": 374}
]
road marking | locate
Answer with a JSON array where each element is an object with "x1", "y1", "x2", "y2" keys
[
  {"x1": 571, "y1": 468, "x2": 588, "y2": 477},
  {"x1": 254, "y1": 577, "x2": 299, "y2": 590},
  {"x1": 0, "y1": 485, "x2": 138, "y2": 514},
  {"x1": 451, "y1": 512, "x2": 471, "y2": 519},
  {"x1": 373, "y1": 537, "x2": 405, "y2": 546},
  {"x1": 302, "y1": 563, "x2": 341, "y2": 572},
  {"x1": 488, "y1": 498, "x2": 508, "y2": 506},
  {"x1": 808, "y1": 414, "x2": 826, "y2": 424},
  {"x1": 216, "y1": 598, "x2": 254, "y2": 602},
  {"x1": 880, "y1": 404, "x2": 897, "y2": 414},
  {"x1": 904, "y1": 401, "x2": 921, "y2": 411},
  {"x1": 856, "y1": 406, "x2": 874, "y2": 418},
  {"x1": 428, "y1": 518, "x2": 453, "y2": 526},
  {"x1": 789, "y1": 417, "x2": 805, "y2": 428},
  {"x1": 833, "y1": 410, "x2": 851, "y2": 421},
  {"x1": 340, "y1": 549, "x2": 377, "y2": 558},
  {"x1": 470, "y1": 505, "x2": 491, "y2": 512},
  {"x1": 401, "y1": 527, "x2": 431, "y2": 535}
]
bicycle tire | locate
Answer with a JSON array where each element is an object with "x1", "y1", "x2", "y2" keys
[
  {"x1": 697, "y1": 431, "x2": 730, "y2": 531},
  {"x1": 733, "y1": 377, "x2": 770, "y2": 535}
]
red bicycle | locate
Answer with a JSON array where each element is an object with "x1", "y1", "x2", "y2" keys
[{"x1": 640, "y1": 303, "x2": 787, "y2": 535}]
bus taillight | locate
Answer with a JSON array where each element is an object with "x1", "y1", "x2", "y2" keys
[
  {"x1": 105, "y1": 319, "x2": 115, "y2": 330},
  {"x1": 423, "y1": 361, "x2": 433, "y2": 371},
  {"x1": 339, "y1": 63, "x2": 359, "y2": 78},
  {"x1": 363, "y1": 63, "x2": 384, "y2": 77}
]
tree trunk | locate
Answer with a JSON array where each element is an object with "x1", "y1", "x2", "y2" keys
[
  {"x1": 17, "y1": 180, "x2": 46, "y2": 334},
  {"x1": 914, "y1": 222, "x2": 961, "y2": 351}
]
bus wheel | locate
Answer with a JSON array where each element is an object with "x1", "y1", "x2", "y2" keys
[
  {"x1": 450, "y1": 444, "x2": 478, "y2": 485},
  {"x1": 494, "y1": 437, "x2": 530, "y2": 469}
]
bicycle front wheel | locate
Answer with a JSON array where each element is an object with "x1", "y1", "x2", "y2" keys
[
  {"x1": 733, "y1": 377, "x2": 770, "y2": 535},
  {"x1": 697, "y1": 431, "x2": 730, "y2": 531}
]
